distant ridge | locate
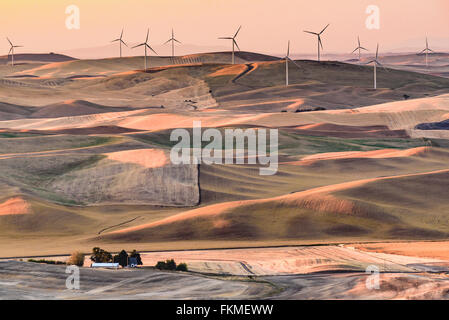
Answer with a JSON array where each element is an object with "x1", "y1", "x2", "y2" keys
[
  {"x1": 0, "y1": 53, "x2": 76, "y2": 64},
  {"x1": 0, "y1": 101, "x2": 35, "y2": 120},
  {"x1": 360, "y1": 52, "x2": 449, "y2": 65},
  {"x1": 30, "y1": 100, "x2": 129, "y2": 118},
  {"x1": 177, "y1": 51, "x2": 280, "y2": 64},
  {"x1": 0, "y1": 100, "x2": 132, "y2": 120}
]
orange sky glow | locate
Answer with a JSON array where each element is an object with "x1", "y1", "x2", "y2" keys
[{"x1": 0, "y1": 0, "x2": 448, "y2": 57}]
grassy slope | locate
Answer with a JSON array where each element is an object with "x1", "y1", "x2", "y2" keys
[
  {"x1": 1, "y1": 57, "x2": 449, "y2": 255},
  {"x1": 1, "y1": 59, "x2": 448, "y2": 112},
  {"x1": 92, "y1": 147, "x2": 449, "y2": 244},
  {"x1": 0, "y1": 135, "x2": 117, "y2": 154},
  {"x1": 0, "y1": 133, "x2": 199, "y2": 207},
  {"x1": 96, "y1": 168, "x2": 449, "y2": 244},
  {"x1": 1, "y1": 129, "x2": 447, "y2": 254},
  {"x1": 203, "y1": 61, "x2": 449, "y2": 111}
]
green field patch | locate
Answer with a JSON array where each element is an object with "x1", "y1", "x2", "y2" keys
[
  {"x1": 0, "y1": 135, "x2": 118, "y2": 154},
  {"x1": 278, "y1": 131, "x2": 433, "y2": 157}
]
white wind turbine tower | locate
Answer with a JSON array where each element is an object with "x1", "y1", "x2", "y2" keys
[
  {"x1": 284, "y1": 41, "x2": 301, "y2": 86},
  {"x1": 303, "y1": 24, "x2": 329, "y2": 62},
  {"x1": 219, "y1": 26, "x2": 242, "y2": 64},
  {"x1": 164, "y1": 28, "x2": 181, "y2": 59},
  {"x1": 7, "y1": 38, "x2": 23, "y2": 67},
  {"x1": 132, "y1": 29, "x2": 158, "y2": 71},
  {"x1": 418, "y1": 36, "x2": 435, "y2": 69},
  {"x1": 111, "y1": 28, "x2": 127, "y2": 58},
  {"x1": 352, "y1": 36, "x2": 368, "y2": 64},
  {"x1": 366, "y1": 44, "x2": 386, "y2": 90}
]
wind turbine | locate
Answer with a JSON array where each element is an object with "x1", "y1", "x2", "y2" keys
[
  {"x1": 111, "y1": 28, "x2": 127, "y2": 58},
  {"x1": 352, "y1": 36, "x2": 368, "y2": 64},
  {"x1": 132, "y1": 29, "x2": 158, "y2": 71},
  {"x1": 366, "y1": 44, "x2": 386, "y2": 90},
  {"x1": 219, "y1": 26, "x2": 241, "y2": 64},
  {"x1": 284, "y1": 41, "x2": 301, "y2": 86},
  {"x1": 303, "y1": 24, "x2": 329, "y2": 62},
  {"x1": 7, "y1": 38, "x2": 23, "y2": 67},
  {"x1": 418, "y1": 37, "x2": 435, "y2": 68},
  {"x1": 164, "y1": 28, "x2": 181, "y2": 59}
]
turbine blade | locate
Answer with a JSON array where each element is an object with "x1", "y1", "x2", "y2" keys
[
  {"x1": 6, "y1": 37, "x2": 12, "y2": 46},
  {"x1": 174, "y1": 38, "x2": 182, "y2": 44},
  {"x1": 287, "y1": 41, "x2": 290, "y2": 57},
  {"x1": 111, "y1": 39, "x2": 120, "y2": 43},
  {"x1": 351, "y1": 47, "x2": 358, "y2": 54},
  {"x1": 418, "y1": 48, "x2": 426, "y2": 55},
  {"x1": 303, "y1": 31, "x2": 318, "y2": 35},
  {"x1": 360, "y1": 47, "x2": 368, "y2": 51},
  {"x1": 164, "y1": 39, "x2": 172, "y2": 45},
  {"x1": 121, "y1": 40, "x2": 128, "y2": 47},
  {"x1": 234, "y1": 25, "x2": 242, "y2": 38},
  {"x1": 319, "y1": 37, "x2": 323, "y2": 50},
  {"x1": 376, "y1": 43, "x2": 379, "y2": 60},
  {"x1": 132, "y1": 43, "x2": 145, "y2": 49},
  {"x1": 319, "y1": 24, "x2": 330, "y2": 34},
  {"x1": 288, "y1": 57, "x2": 301, "y2": 69},
  {"x1": 376, "y1": 61, "x2": 388, "y2": 71},
  {"x1": 147, "y1": 44, "x2": 158, "y2": 55},
  {"x1": 234, "y1": 40, "x2": 241, "y2": 51},
  {"x1": 146, "y1": 29, "x2": 149, "y2": 42},
  {"x1": 120, "y1": 28, "x2": 124, "y2": 39},
  {"x1": 219, "y1": 37, "x2": 233, "y2": 40},
  {"x1": 358, "y1": 36, "x2": 361, "y2": 47}
]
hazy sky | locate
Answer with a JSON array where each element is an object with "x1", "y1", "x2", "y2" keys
[{"x1": 1, "y1": 0, "x2": 448, "y2": 57}]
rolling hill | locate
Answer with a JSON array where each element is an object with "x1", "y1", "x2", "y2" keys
[
  {"x1": 0, "y1": 52, "x2": 449, "y2": 256},
  {"x1": 29, "y1": 100, "x2": 131, "y2": 118},
  {"x1": 0, "y1": 53, "x2": 76, "y2": 64},
  {"x1": 358, "y1": 52, "x2": 449, "y2": 78},
  {"x1": 96, "y1": 164, "x2": 449, "y2": 244},
  {"x1": 2, "y1": 56, "x2": 449, "y2": 112}
]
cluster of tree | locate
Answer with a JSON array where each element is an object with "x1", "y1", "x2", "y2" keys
[
  {"x1": 129, "y1": 250, "x2": 143, "y2": 265},
  {"x1": 113, "y1": 249, "x2": 143, "y2": 267},
  {"x1": 155, "y1": 259, "x2": 188, "y2": 272},
  {"x1": 114, "y1": 250, "x2": 128, "y2": 267},
  {"x1": 90, "y1": 247, "x2": 113, "y2": 263},
  {"x1": 90, "y1": 247, "x2": 142, "y2": 268},
  {"x1": 67, "y1": 251, "x2": 85, "y2": 267}
]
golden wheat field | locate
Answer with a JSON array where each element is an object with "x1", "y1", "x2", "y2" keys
[{"x1": 1, "y1": 49, "x2": 449, "y2": 300}]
